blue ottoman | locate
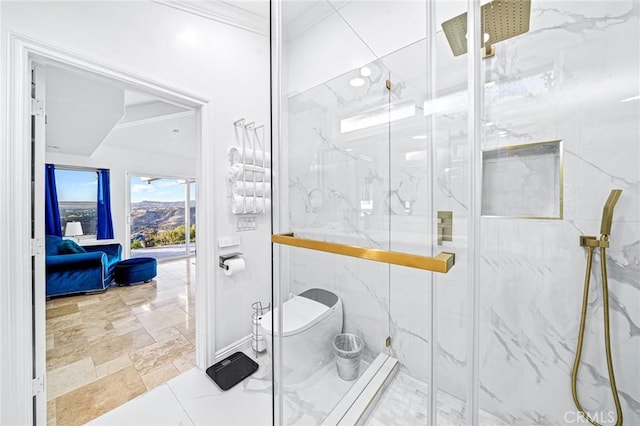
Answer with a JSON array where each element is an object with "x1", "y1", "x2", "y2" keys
[{"x1": 114, "y1": 257, "x2": 157, "y2": 285}]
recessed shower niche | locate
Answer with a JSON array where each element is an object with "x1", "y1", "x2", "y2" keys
[{"x1": 482, "y1": 140, "x2": 563, "y2": 218}]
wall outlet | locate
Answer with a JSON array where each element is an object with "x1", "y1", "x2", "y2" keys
[{"x1": 218, "y1": 236, "x2": 241, "y2": 248}]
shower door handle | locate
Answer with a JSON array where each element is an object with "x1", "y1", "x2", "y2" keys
[{"x1": 272, "y1": 233, "x2": 455, "y2": 274}]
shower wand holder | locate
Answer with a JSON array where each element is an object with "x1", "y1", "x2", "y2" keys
[
  {"x1": 572, "y1": 189, "x2": 624, "y2": 426},
  {"x1": 579, "y1": 235, "x2": 609, "y2": 248}
]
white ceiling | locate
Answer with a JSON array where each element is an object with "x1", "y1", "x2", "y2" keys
[
  {"x1": 281, "y1": 1, "x2": 353, "y2": 41},
  {"x1": 124, "y1": 91, "x2": 160, "y2": 106},
  {"x1": 104, "y1": 112, "x2": 196, "y2": 160},
  {"x1": 45, "y1": 66, "x2": 125, "y2": 156},
  {"x1": 44, "y1": 63, "x2": 196, "y2": 160}
]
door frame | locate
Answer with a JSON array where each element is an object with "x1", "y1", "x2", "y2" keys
[{"x1": 1, "y1": 32, "x2": 217, "y2": 425}]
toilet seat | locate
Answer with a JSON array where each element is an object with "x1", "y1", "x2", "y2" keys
[{"x1": 261, "y1": 295, "x2": 334, "y2": 337}]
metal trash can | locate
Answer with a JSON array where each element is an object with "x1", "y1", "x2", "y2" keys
[{"x1": 333, "y1": 333, "x2": 364, "y2": 381}]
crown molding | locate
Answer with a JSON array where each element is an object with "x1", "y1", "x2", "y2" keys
[{"x1": 154, "y1": 0, "x2": 269, "y2": 36}]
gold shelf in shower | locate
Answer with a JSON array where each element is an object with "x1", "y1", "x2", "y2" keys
[{"x1": 272, "y1": 233, "x2": 455, "y2": 274}]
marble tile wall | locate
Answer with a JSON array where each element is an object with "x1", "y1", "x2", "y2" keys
[
  {"x1": 280, "y1": 0, "x2": 639, "y2": 424},
  {"x1": 474, "y1": 1, "x2": 640, "y2": 424}
]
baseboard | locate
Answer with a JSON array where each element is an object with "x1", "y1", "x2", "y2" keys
[{"x1": 214, "y1": 334, "x2": 252, "y2": 362}]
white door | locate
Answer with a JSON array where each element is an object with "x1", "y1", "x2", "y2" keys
[{"x1": 31, "y1": 64, "x2": 48, "y2": 425}]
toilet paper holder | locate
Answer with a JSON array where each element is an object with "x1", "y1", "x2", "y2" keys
[{"x1": 219, "y1": 252, "x2": 243, "y2": 270}]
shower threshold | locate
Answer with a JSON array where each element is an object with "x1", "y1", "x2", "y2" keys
[{"x1": 323, "y1": 353, "x2": 398, "y2": 425}]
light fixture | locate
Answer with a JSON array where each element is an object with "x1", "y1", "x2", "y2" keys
[
  {"x1": 360, "y1": 66, "x2": 372, "y2": 77},
  {"x1": 412, "y1": 135, "x2": 427, "y2": 140},
  {"x1": 621, "y1": 95, "x2": 640, "y2": 102},
  {"x1": 350, "y1": 77, "x2": 365, "y2": 87},
  {"x1": 341, "y1": 103, "x2": 416, "y2": 133},
  {"x1": 64, "y1": 222, "x2": 83, "y2": 242}
]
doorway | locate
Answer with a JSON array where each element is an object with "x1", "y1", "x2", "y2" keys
[
  {"x1": 38, "y1": 60, "x2": 200, "y2": 423},
  {"x1": 6, "y1": 34, "x2": 216, "y2": 424}
]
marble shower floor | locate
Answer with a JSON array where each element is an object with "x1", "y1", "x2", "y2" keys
[
  {"x1": 282, "y1": 358, "x2": 369, "y2": 424},
  {"x1": 364, "y1": 370, "x2": 508, "y2": 426},
  {"x1": 45, "y1": 258, "x2": 196, "y2": 426}
]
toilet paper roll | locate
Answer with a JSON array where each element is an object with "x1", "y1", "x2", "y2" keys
[{"x1": 223, "y1": 258, "x2": 246, "y2": 276}]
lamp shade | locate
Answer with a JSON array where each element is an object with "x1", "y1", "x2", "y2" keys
[{"x1": 64, "y1": 222, "x2": 83, "y2": 237}]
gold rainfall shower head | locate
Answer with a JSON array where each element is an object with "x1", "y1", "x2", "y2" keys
[{"x1": 441, "y1": 0, "x2": 531, "y2": 58}]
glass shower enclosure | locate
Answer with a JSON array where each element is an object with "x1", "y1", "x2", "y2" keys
[
  {"x1": 271, "y1": 1, "x2": 470, "y2": 424},
  {"x1": 270, "y1": 0, "x2": 639, "y2": 424}
]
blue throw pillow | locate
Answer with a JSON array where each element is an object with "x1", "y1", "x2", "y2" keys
[
  {"x1": 59, "y1": 239, "x2": 87, "y2": 254},
  {"x1": 45, "y1": 235, "x2": 63, "y2": 256}
]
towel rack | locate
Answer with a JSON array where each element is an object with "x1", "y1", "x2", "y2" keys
[
  {"x1": 272, "y1": 233, "x2": 455, "y2": 273},
  {"x1": 231, "y1": 118, "x2": 269, "y2": 215}
]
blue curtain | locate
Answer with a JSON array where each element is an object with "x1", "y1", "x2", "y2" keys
[
  {"x1": 45, "y1": 164, "x2": 62, "y2": 237},
  {"x1": 96, "y1": 169, "x2": 114, "y2": 240}
]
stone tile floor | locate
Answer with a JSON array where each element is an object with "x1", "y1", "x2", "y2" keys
[
  {"x1": 46, "y1": 258, "x2": 196, "y2": 426},
  {"x1": 89, "y1": 349, "x2": 272, "y2": 426}
]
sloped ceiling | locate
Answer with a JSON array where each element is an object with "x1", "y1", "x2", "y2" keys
[
  {"x1": 104, "y1": 106, "x2": 196, "y2": 160},
  {"x1": 44, "y1": 64, "x2": 196, "y2": 160},
  {"x1": 45, "y1": 66, "x2": 125, "y2": 156}
]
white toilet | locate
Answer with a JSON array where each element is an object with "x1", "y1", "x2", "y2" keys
[{"x1": 260, "y1": 288, "x2": 343, "y2": 384}]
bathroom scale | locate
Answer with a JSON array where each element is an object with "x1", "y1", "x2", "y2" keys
[{"x1": 206, "y1": 352, "x2": 259, "y2": 391}]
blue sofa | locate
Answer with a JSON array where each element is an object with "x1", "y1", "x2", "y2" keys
[{"x1": 45, "y1": 235, "x2": 122, "y2": 297}]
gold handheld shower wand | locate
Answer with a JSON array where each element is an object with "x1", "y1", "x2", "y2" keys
[{"x1": 571, "y1": 189, "x2": 624, "y2": 426}]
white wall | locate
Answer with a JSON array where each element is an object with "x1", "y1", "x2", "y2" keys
[{"x1": 1, "y1": 2, "x2": 270, "y2": 423}]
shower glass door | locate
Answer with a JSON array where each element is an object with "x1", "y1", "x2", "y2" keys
[
  {"x1": 273, "y1": 0, "x2": 469, "y2": 424},
  {"x1": 275, "y1": 55, "x2": 393, "y2": 423},
  {"x1": 275, "y1": 0, "x2": 640, "y2": 424}
]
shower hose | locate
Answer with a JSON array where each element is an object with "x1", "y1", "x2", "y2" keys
[{"x1": 571, "y1": 235, "x2": 623, "y2": 426}]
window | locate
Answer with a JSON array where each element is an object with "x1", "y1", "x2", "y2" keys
[
  {"x1": 55, "y1": 168, "x2": 98, "y2": 237},
  {"x1": 130, "y1": 175, "x2": 196, "y2": 259}
]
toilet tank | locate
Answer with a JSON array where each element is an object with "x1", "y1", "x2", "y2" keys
[{"x1": 299, "y1": 288, "x2": 339, "y2": 309}]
